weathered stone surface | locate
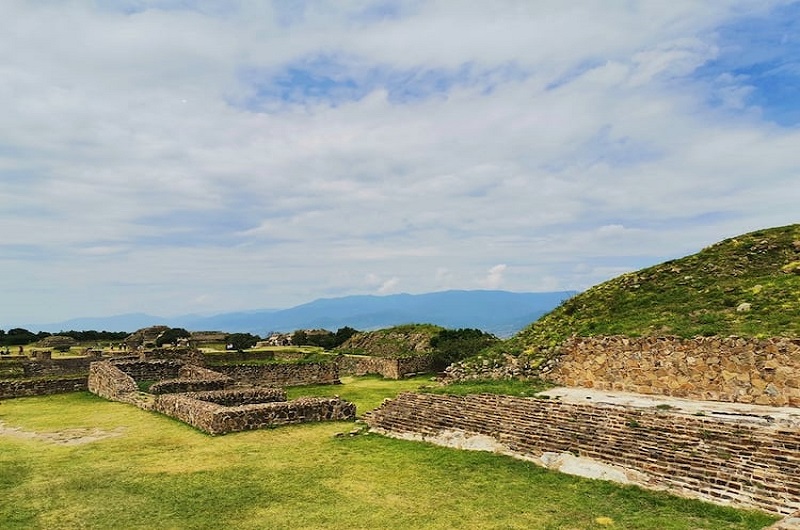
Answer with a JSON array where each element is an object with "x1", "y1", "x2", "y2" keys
[
  {"x1": 365, "y1": 392, "x2": 800, "y2": 517},
  {"x1": 155, "y1": 390, "x2": 356, "y2": 435},
  {"x1": 0, "y1": 377, "x2": 88, "y2": 399},
  {"x1": 87, "y1": 359, "x2": 355, "y2": 434},
  {"x1": 765, "y1": 511, "x2": 800, "y2": 529},
  {"x1": 213, "y1": 362, "x2": 340, "y2": 387},
  {"x1": 337, "y1": 354, "x2": 437, "y2": 379},
  {"x1": 544, "y1": 336, "x2": 800, "y2": 407}
]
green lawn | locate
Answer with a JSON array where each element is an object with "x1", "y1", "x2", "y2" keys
[{"x1": 0, "y1": 377, "x2": 777, "y2": 530}]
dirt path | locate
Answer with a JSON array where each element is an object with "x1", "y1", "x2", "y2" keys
[{"x1": 0, "y1": 420, "x2": 125, "y2": 445}]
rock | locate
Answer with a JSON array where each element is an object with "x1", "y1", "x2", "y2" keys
[{"x1": 736, "y1": 302, "x2": 752, "y2": 312}]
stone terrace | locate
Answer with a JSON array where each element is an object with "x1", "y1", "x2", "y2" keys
[
  {"x1": 88, "y1": 359, "x2": 355, "y2": 435},
  {"x1": 365, "y1": 389, "x2": 800, "y2": 517}
]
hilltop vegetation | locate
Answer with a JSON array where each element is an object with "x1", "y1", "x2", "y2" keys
[
  {"x1": 337, "y1": 324, "x2": 499, "y2": 369},
  {"x1": 514, "y1": 224, "x2": 800, "y2": 360},
  {"x1": 336, "y1": 324, "x2": 445, "y2": 357},
  {"x1": 448, "y1": 224, "x2": 800, "y2": 377}
]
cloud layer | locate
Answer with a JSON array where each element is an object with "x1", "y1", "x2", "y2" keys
[{"x1": 1, "y1": 1, "x2": 798, "y2": 324}]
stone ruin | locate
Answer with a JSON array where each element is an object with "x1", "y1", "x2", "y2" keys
[{"x1": 88, "y1": 358, "x2": 355, "y2": 435}]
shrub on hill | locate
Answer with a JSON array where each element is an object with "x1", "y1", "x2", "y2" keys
[
  {"x1": 290, "y1": 327, "x2": 359, "y2": 349},
  {"x1": 336, "y1": 323, "x2": 444, "y2": 358},
  {"x1": 452, "y1": 224, "x2": 800, "y2": 377},
  {"x1": 429, "y1": 328, "x2": 500, "y2": 366}
]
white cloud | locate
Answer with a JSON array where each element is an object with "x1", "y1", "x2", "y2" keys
[
  {"x1": 0, "y1": 1, "x2": 798, "y2": 323},
  {"x1": 481, "y1": 264, "x2": 507, "y2": 290},
  {"x1": 377, "y1": 277, "x2": 401, "y2": 294}
]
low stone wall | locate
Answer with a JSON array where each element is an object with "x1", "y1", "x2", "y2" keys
[
  {"x1": 112, "y1": 359, "x2": 183, "y2": 381},
  {"x1": 155, "y1": 391, "x2": 356, "y2": 435},
  {"x1": 149, "y1": 378, "x2": 229, "y2": 394},
  {"x1": 338, "y1": 355, "x2": 437, "y2": 379},
  {"x1": 140, "y1": 348, "x2": 205, "y2": 364},
  {"x1": 212, "y1": 362, "x2": 340, "y2": 387},
  {"x1": 202, "y1": 351, "x2": 277, "y2": 364},
  {"x1": 88, "y1": 361, "x2": 139, "y2": 402},
  {"x1": 0, "y1": 356, "x2": 96, "y2": 378},
  {"x1": 193, "y1": 388, "x2": 286, "y2": 406},
  {"x1": 147, "y1": 364, "x2": 233, "y2": 394},
  {"x1": 545, "y1": 336, "x2": 800, "y2": 407},
  {"x1": 365, "y1": 392, "x2": 800, "y2": 516},
  {"x1": 0, "y1": 376, "x2": 88, "y2": 399}
]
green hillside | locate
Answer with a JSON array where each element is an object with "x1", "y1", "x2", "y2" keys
[
  {"x1": 514, "y1": 224, "x2": 800, "y2": 358},
  {"x1": 336, "y1": 323, "x2": 444, "y2": 357}
]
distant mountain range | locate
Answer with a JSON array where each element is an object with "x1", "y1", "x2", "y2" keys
[{"x1": 30, "y1": 289, "x2": 576, "y2": 338}]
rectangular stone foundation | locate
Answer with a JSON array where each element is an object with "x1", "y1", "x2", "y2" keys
[{"x1": 155, "y1": 389, "x2": 356, "y2": 435}]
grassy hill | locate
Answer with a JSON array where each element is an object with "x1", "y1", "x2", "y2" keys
[
  {"x1": 515, "y1": 224, "x2": 799, "y2": 358},
  {"x1": 336, "y1": 323, "x2": 444, "y2": 358}
]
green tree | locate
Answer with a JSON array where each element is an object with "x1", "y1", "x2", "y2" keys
[
  {"x1": 291, "y1": 330, "x2": 308, "y2": 346},
  {"x1": 430, "y1": 328, "x2": 500, "y2": 368},
  {"x1": 225, "y1": 333, "x2": 260, "y2": 352},
  {"x1": 156, "y1": 328, "x2": 192, "y2": 347},
  {"x1": 2, "y1": 328, "x2": 39, "y2": 346},
  {"x1": 334, "y1": 326, "x2": 358, "y2": 347}
]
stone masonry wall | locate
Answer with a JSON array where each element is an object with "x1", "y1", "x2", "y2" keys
[
  {"x1": 87, "y1": 361, "x2": 139, "y2": 402},
  {"x1": 21, "y1": 357, "x2": 95, "y2": 377},
  {"x1": 147, "y1": 364, "x2": 233, "y2": 394},
  {"x1": 113, "y1": 359, "x2": 183, "y2": 381},
  {"x1": 155, "y1": 391, "x2": 356, "y2": 435},
  {"x1": 202, "y1": 351, "x2": 277, "y2": 364},
  {"x1": 338, "y1": 355, "x2": 437, "y2": 379},
  {"x1": 0, "y1": 377, "x2": 88, "y2": 399},
  {"x1": 544, "y1": 336, "x2": 800, "y2": 407},
  {"x1": 365, "y1": 392, "x2": 800, "y2": 516},
  {"x1": 212, "y1": 362, "x2": 340, "y2": 386}
]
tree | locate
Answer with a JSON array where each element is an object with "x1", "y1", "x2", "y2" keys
[
  {"x1": 156, "y1": 328, "x2": 192, "y2": 347},
  {"x1": 225, "y1": 333, "x2": 260, "y2": 352},
  {"x1": 334, "y1": 326, "x2": 358, "y2": 347},
  {"x1": 2, "y1": 328, "x2": 39, "y2": 346},
  {"x1": 430, "y1": 328, "x2": 500, "y2": 368},
  {"x1": 291, "y1": 330, "x2": 308, "y2": 346}
]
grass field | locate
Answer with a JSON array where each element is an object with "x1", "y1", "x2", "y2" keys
[{"x1": 0, "y1": 376, "x2": 777, "y2": 530}]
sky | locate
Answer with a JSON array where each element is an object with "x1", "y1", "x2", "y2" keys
[{"x1": 1, "y1": 0, "x2": 799, "y2": 325}]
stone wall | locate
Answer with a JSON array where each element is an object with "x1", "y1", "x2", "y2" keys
[
  {"x1": 365, "y1": 392, "x2": 800, "y2": 516},
  {"x1": 148, "y1": 363, "x2": 233, "y2": 394},
  {"x1": 155, "y1": 391, "x2": 356, "y2": 435},
  {"x1": 338, "y1": 355, "x2": 437, "y2": 379},
  {"x1": 202, "y1": 351, "x2": 277, "y2": 364},
  {"x1": 87, "y1": 361, "x2": 139, "y2": 402},
  {"x1": 212, "y1": 362, "x2": 340, "y2": 387},
  {"x1": 112, "y1": 359, "x2": 183, "y2": 381},
  {"x1": 193, "y1": 387, "x2": 286, "y2": 406},
  {"x1": 544, "y1": 336, "x2": 800, "y2": 407},
  {"x1": 0, "y1": 356, "x2": 96, "y2": 378},
  {"x1": 87, "y1": 359, "x2": 355, "y2": 434},
  {"x1": 0, "y1": 377, "x2": 88, "y2": 399},
  {"x1": 148, "y1": 378, "x2": 229, "y2": 395},
  {"x1": 24, "y1": 357, "x2": 96, "y2": 377}
]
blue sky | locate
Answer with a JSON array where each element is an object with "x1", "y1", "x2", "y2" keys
[{"x1": 1, "y1": 0, "x2": 799, "y2": 325}]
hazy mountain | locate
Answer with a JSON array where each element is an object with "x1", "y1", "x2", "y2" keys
[{"x1": 30, "y1": 290, "x2": 575, "y2": 337}]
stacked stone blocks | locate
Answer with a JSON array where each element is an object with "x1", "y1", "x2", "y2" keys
[
  {"x1": 545, "y1": 336, "x2": 800, "y2": 407},
  {"x1": 365, "y1": 391, "x2": 800, "y2": 516},
  {"x1": 87, "y1": 359, "x2": 355, "y2": 434}
]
